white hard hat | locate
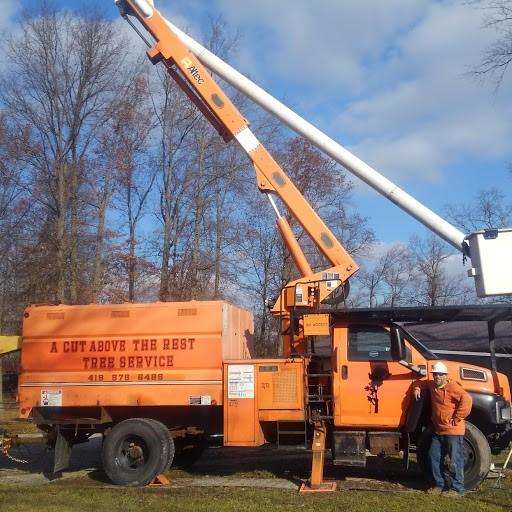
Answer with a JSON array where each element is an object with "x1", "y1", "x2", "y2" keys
[{"x1": 431, "y1": 361, "x2": 448, "y2": 374}]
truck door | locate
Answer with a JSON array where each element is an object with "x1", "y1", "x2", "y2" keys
[{"x1": 332, "y1": 324, "x2": 416, "y2": 428}]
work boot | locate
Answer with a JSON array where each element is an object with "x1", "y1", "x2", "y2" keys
[
  {"x1": 442, "y1": 490, "x2": 464, "y2": 498},
  {"x1": 426, "y1": 487, "x2": 443, "y2": 495}
]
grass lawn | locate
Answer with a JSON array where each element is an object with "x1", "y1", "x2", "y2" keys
[
  {"x1": 0, "y1": 406, "x2": 37, "y2": 435},
  {"x1": 2, "y1": 407, "x2": 511, "y2": 511},
  {"x1": 0, "y1": 480, "x2": 511, "y2": 512}
]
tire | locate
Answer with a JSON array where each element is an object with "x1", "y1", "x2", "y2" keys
[
  {"x1": 416, "y1": 421, "x2": 491, "y2": 490},
  {"x1": 138, "y1": 418, "x2": 175, "y2": 474},
  {"x1": 101, "y1": 418, "x2": 172, "y2": 486}
]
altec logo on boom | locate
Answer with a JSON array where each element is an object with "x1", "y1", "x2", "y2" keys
[{"x1": 181, "y1": 57, "x2": 205, "y2": 84}]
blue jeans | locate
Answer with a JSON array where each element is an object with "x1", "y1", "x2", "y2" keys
[{"x1": 428, "y1": 434, "x2": 465, "y2": 493}]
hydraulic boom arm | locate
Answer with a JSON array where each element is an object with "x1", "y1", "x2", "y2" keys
[
  {"x1": 117, "y1": 0, "x2": 512, "y2": 299},
  {"x1": 117, "y1": 0, "x2": 359, "y2": 311}
]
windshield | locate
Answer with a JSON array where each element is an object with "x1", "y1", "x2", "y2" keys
[{"x1": 400, "y1": 325, "x2": 439, "y2": 360}]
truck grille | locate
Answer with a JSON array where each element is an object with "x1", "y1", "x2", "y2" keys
[{"x1": 460, "y1": 367, "x2": 487, "y2": 382}]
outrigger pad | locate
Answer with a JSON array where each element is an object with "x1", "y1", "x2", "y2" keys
[{"x1": 299, "y1": 481, "x2": 337, "y2": 494}]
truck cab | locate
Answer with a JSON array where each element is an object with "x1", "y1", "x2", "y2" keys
[
  {"x1": 332, "y1": 318, "x2": 511, "y2": 438},
  {"x1": 293, "y1": 304, "x2": 512, "y2": 488}
]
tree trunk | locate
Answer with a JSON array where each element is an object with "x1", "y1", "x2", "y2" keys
[
  {"x1": 0, "y1": 265, "x2": 6, "y2": 334},
  {"x1": 128, "y1": 224, "x2": 136, "y2": 303},
  {"x1": 190, "y1": 141, "x2": 206, "y2": 298},
  {"x1": 56, "y1": 162, "x2": 67, "y2": 303},
  {"x1": 69, "y1": 160, "x2": 79, "y2": 304},
  {"x1": 91, "y1": 184, "x2": 110, "y2": 303},
  {"x1": 159, "y1": 156, "x2": 173, "y2": 302},
  {"x1": 127, "y1": 178, "x2": 135, "y2": 302},
  {"x1": 213, "y1": 193, "x2": 223, "y2": 299},
  {"x1": 159, "y1": 227, "x2": 171, "y2": 301}
]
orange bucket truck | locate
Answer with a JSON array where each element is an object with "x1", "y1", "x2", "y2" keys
[
  {"x1": 1, "y1": 0, "x2": 511, "y2": 492},
  {"x1": 10, "y1": 301, "x2": 512, "y2": 490}
]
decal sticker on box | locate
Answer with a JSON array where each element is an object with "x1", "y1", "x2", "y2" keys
[
  {"x1": 41, "y1": 389, "x2": 62, "y2": 407},
  {"x1": 228, "y1": 364, "x2": 254, "y2": 399},
  {"x1": 190, "y1": 395, "x2": 212, "y2": 405}
]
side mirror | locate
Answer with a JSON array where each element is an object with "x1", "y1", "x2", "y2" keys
[
  {"x1": 390, "y1": 325, "x2": 405, "y2": 361},
  {"x1": 391, "y1": 325, "x2": 427, "y2": 376}
]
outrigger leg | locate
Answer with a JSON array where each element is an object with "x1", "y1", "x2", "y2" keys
[{"x1": 299, "y1": 420, "x2": 337, "y2": 493}]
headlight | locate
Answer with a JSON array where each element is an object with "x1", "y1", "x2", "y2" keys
[
  {"x1": 500, "y1": 404, "x2": 512, "y2": 422},
  {"x1": 495, "y1": 399, "x2": 511, "y2": 423}
]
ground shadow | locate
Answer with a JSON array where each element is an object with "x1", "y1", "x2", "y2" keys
[
  {"x1": 173, "y1": 445, "x2": 428, "y2": 491},
  {"x1": 2, "y1": 437, "x2": 431, "y2": 491},
  {"x1": 0, "y1": 435, "x2": 102, "y2": 477}
]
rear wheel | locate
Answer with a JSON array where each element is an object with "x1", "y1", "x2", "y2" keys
[
  {"x1": 138, "y1": 418, "x2": 175, "y2": 473},
  {"x1": 416, "y1": 421, "x2": 491, "y2": 490},
  {"x1": 101, "y1": 418, "x2": 172, "y2": 486}
]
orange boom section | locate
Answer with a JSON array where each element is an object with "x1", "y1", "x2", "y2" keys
[{"x1": 18, "y1": 301, "x2": 253, "y2": 418}]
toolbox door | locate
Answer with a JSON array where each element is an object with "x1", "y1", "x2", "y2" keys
[{"x1": 223, "y1": 363, "x2": 264, "y2": 446}]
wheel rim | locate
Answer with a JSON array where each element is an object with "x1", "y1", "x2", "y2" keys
[
  {"x1": 462, "y1": 437, "x2": 477, "y2": 473},
  {"x1": 116, "y1": 435, "x2": 149, "y2": 471}
]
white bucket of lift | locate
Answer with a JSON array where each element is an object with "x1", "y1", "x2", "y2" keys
[{"x1": 467, "y1": 229, "x2": 512, "y2": 297}]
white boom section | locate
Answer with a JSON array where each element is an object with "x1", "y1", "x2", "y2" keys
[
  {"x1": 160, "y1": 17, "x2": 467, "y2": 253},
  {"x1": 120, "y1": 1, "x2": 512, "y2": 298}
]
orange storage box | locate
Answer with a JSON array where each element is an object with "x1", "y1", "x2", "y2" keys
[{"x1": 18, "y1": 301, "x2": 253, "y2": 417}]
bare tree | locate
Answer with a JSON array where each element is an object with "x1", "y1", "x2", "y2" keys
[
  {"x1": 409, "y1": 235, "x2": 471, "y2": 306},
  {"x1": 112, "y1": 76, "x2": 157, "y2": 302},
  {"x1": 147, "y1": 17, "x2": 246, "y2": 302},
  {"x1": 0, "y1": 5, "x2": 131, "y2": 303},
  {"x1": 0, "y1": 115, "x2": 32, "y2": 333},
  {"x1": 382, "y1": 245, "x2": 416, "y2": 306},
  {"x1": 209, "y1": 141, "x2": 248, "y2": 299},
  {"x1": 150, "y1": 72, "x2": 198, "y2": 301},
  {"x1": 356, "y1": 243, "x2": 414, "y2": 307},
  {"x1": 470, "y1": 0, "x2": 512, "y2": 87},
  {"x1": 446, "y1": 187, "x2": 512, "y2": 232},
  {"x1": 236, "y1": 194, "x2": 283, "y2": 355},
  {"x1": 357, "y1": 262, "x2": 387, "y2": 308}
]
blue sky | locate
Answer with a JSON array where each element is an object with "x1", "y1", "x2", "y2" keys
[{"x1": 2, "y1": 0, "x2": 512, "y2": 248}]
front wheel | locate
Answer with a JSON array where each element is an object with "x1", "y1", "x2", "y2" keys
[{"x1": 416, "y1": 421, "x2": 491, "y2": 490}]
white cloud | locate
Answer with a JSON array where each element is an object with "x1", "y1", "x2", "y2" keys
[
  {"x1": 157, "y1": 1, "x2": 218, "y2": 43},
  {"x1": 154, "y1": 1, "x2": 512, "y2": 191},
  {"x1": 361, "y1": 239, "x2": 407, "y2": 262},
  {"x1": 213, "y1": 0, "x2": 431, "y2": 95},
  {"x1": 0, "y1": 0, "x2": 20, "y2": 72},
  {"x1": 335, "y1": 1, "x2": 512, "y2": 183},
  {"x1": 0, "y1": 0, "x2": 16, "y2": 30}
]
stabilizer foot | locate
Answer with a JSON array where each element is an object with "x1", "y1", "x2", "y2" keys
[
  {"x1": 299, "y1": 481, "x2": 337, "y2": 494},
  {"x1": 299, "y1": 419, "x2": 336, "y2": 494}
]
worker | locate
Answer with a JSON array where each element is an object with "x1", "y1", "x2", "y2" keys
[{"x1": 413, "y1": 361, "x2": 472, "y2": 497}]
